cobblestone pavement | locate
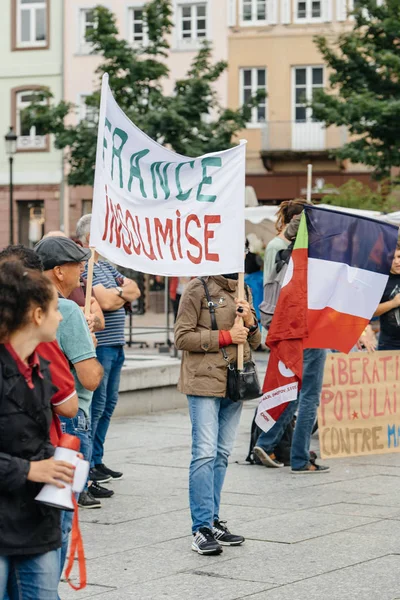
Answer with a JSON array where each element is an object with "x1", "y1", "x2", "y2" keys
[{"x1": 60, "y1": 399, "x2": 400, "y2": 600}]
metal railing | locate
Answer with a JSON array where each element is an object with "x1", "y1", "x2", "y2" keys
[{"x1": 261, "y1": 121, "x2": 348, "y2": 152}]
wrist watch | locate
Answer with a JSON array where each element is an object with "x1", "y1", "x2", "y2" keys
[
  {"x1": 248, "y1": 323, "x2": 258, "y2": 334},
  {"x1": 116, "y1": 286, "x2": 124, "y2": 298}
]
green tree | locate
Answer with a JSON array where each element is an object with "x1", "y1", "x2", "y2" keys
[
  {"x1": 322, "y1": 179, "x2": 399, "y2": 212},
  {"x1": 26, "y1": 1, "x2": 264, "y2": 186},
  {"x1": 312, "y1": 0, "x2": 400, "y2": 180}
]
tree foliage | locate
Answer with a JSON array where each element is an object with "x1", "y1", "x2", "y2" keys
[
  {"x1": 312, "y1": 0, "x2": 400, "y2": 180},
  {"x1": 26, "y1": 1, "x2": 264, "y2": 186},
  {"x1": 322, "y1": 179, "x2": 399, "y2": 211}
]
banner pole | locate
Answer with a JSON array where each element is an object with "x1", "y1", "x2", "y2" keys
[
  {"x1": 237, "y1": 138, "x2": 247, "y2": 371},
  {"x1": 84, "y1": 248, "x2": 95, "y2": 318},
  {"x1": 307, "y1": 163, "x2": 312, "y2": 204},
  {"x1": 237, "y1": 271, "x2": 245, "y2": 371}
]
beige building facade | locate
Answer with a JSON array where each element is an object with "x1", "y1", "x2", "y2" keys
[
  {"x1": 228, "y1": 0, "x2": 376, "y2": 202},
  {"x1": 0, "y1": 0, "x2": 63, "y2": 248},
  {"x1": 63, "y1": 0, "x2": 230, "y2": 232}
]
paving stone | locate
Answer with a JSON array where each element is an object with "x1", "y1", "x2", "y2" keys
[
  {"x1": 77, "y1": 572, "x2": 275, "y2": 600},
  {"x1": 193, "y1": 526, "x2": 391, "y2": 586},
  {"x1": 243, "y1": 555, "x2": 400, "y2": 600},
  {"x1": 234, "y1": 505, "x2": 378, "y2": 544}
]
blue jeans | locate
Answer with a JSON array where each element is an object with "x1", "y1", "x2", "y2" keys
[
  {"x1": 291, "y1": 348, "x2": 327, "y2": 470},
  {"x1": 58, "y1": 409, "x2": 92, "y2": 581},
  {"x1": 188, "y1": 396, "x2": 242, "y2": 533},
  {"x1": 0, "y1": 551, "x2": 59, "y2": 600},
  {"x1": 91, "y1": 345, "x2": 125, "y2": 467}
]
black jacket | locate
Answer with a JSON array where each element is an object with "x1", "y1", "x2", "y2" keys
[{"x1": 0, "y1": 345, "x2": 61, "y2": 556}]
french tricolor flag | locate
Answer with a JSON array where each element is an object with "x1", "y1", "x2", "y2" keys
[{"x1": 256, "y1": 205, "x2": 399, "y2": 432}]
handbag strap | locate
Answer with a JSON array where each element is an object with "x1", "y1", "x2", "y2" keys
[
  {"x1": 198, "y1": 278, "x2": 230, "y2": 363},
  {"x1": 198, "y1": 278, "x2": 218, "y2": 331}
]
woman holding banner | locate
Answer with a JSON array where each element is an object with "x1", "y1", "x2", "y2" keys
[{"x1": 175, "y1": 274, "x2": 261, "y2": 555}]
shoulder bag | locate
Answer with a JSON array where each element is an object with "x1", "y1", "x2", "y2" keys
[{"x1": 198, "y1": 278, "x2": 261, "y2": 402}]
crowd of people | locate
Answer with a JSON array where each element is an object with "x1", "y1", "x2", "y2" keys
[
  {"x1": 0, "y1": 215, "x2": 140, "y2": 598},
  {"x1": 0, "y1": 200, "x2": 399, "y2": 593}
]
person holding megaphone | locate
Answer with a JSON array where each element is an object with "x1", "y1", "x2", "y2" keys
[{"x1": 0, "y1": 261, "x2": 76, "y2": 600}]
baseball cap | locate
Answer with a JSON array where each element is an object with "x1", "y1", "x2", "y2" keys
[{"x1": 34, "y1": 237, "x2": 92, "y2": 270}]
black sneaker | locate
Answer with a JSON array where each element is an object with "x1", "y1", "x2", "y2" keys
[
  {"x1": 89, "y1": 481, "x2": 115, "y2": 498},
  {"x1": 192, "y1": 527, "x2": 223, "y2": 555},
  {"x1": 291, "y1": 462, "x2": 330, "y2": 474},
  {"x1": 95, "y1": 463, "x2": 123, "y2": 480},
  {"x1": 89, "y1": 467, "x2": 111, "y2": 484},
  {"x1": 78, "y1": 490, "x2": 101, "y2": 509},
  {"x1": 213, "y1": 520, "x2": 245, "y2": 546}
]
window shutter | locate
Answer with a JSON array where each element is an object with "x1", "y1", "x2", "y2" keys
[
  {"x1": 269, "y1": 0, "x2": 278, "y2": 23},
  {"x1": 336, "y1": 0, "x2": 347, "y2": 21},
  {"x1": 322, "y1": 0, "x2": 332, "y2": 21},
  {"x1": 280, "y1": 0, "x2": 291, "y2": 23},
  {"x1": 228, "y1": 0, "x2": 237, "y2": 26}
]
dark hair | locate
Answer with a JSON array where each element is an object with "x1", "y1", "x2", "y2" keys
[
  {"x1": 0, "y1": 245, "x2": 43, "y2": 272},
  {"x1": 275, "y1": 199, "x2": 308, "y2": 234},
  {"x1": 0, "y1": 261, "x2": 54, "y2": 341}
]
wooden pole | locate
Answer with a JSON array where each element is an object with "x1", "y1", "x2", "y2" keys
[
  {"x1": 84, "y1": 247, "x2": 95, "y2": 318},
  {"x1": 307, "y1": 163, "x2": 312, "y2": 204},
  {"x1": 237, "y1": 271, "x2": 245, "y2": 370}
]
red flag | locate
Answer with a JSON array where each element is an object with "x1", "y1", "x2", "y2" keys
[{"x1": 256, "y1": 215, "x2": 308, "y2": 432}]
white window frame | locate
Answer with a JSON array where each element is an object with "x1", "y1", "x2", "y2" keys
[
  {"x1": 16, "y1": 0, "x2": 47, "y2": 48},
  {"x1": 77, "y1": 94, "x2": 97, "y2": 124},
  {"x1": 239, "y1": 67, "x2": 267, "y2": 128},
  {"x1": 239, "y1": 0, "x2": 268, "y2": 26},
  {"x1": 175, "y1": 1, "x2": 209, "y2": 49},
  {"x1": 292, "y1": 65, "x2": 324, "y2": 124},
  {"x1": 127, "y1": 5, "x2": 149, "y2": 46},
  {"x1": 78, "y1": 7, "x2": 97, "y2": 54},
  {"x1": 348, "y1": 0, "x2": 374, "y2": 19},
  {"x1": 294, "y1": 0, "x2": 323, "y2": 23},
  {"x1": 16, "y1": 90, "x2": 47, "y2": 151}
]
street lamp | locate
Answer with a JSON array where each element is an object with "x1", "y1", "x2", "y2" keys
[{"x1": 5, "y1": 126, "x2": 17, "y2": 245}]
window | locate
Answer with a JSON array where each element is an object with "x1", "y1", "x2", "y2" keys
[
  {"x1": 178, "y1": 3, "x2": 207, "y2": 42},
  {"x1": 15, "y1": 90, "x2": 47, "y2": 150},
  {"x1": 79, "y1": 8, "x2": 96, "y2": 53},
  {"x1": 240, "y1": 0, "x2": 267, "y2": 24},
  {"x1": 240, "y1": 68, "x2": 267, "y2": 125},
  {"x1": 128, "y1": 7, "x2": 148, "y2": 45},
  {"x1": 293, "y1": 66, "x2": 323, "y2": 123},
  {"x1": 78, "y1": 94, "x2": 97, "y2": 124},
  {"x1": 16, "y1": 0, "x2": 47, "y2": 48},
  {"x1": 82, "y1": 199, "x2": 93, "y2": 216},
  {"x1": 295, "y1": 0, "x2": 321, "y2": 21}
]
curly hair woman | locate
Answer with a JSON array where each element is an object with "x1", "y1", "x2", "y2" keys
[
  {"x1": 0, "y1": 261, "x2": 75, "y2": 600},
  {"x1": 264, "y1": 199, "x2": 308, "y2": 283}
]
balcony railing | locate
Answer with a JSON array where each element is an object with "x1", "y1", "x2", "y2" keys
[{"x1": 261, "y1": 121, "x2": 348, "y2": 153}]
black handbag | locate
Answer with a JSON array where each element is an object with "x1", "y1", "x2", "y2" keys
[{"x1": 198, "y1": 278, "x2": 261, "y2": 402}]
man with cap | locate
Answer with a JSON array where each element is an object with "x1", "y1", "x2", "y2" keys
[
  {"x1": 35, "y1": 237, "x2": 105, "y2": 580},
  {"x1": 76, "y1": 214, "x2": 141, "y2": 485}
]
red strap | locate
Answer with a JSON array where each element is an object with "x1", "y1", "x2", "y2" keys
[{"x1": 64, "y1": 496, "x2": 87, "y2": 590}]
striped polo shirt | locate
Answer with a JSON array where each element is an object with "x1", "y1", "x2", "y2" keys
[{"x1": 84, "y1": 260, "x2": 126, "y2": 347}]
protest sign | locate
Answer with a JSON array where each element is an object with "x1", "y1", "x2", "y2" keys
[
  {"x1": 318, "y1": 351, "x2": 400, "y2": 459},
  {"x1": 90, "y1": 74, "x2": 246, "y2": 276}
]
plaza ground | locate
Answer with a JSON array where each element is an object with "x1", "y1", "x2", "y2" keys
[{"x1": 60, "y1": 396, "x2": 400, "y2": 600}]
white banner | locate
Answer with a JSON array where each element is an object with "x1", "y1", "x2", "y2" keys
[{"x1": 90, "y1": 74, "x2": 247, "y2": 276}]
